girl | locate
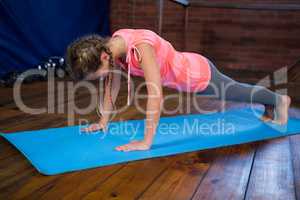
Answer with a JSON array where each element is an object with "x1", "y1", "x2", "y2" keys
[{"x1": 66, "y1": 29, "x2": 291, "y2": 152}]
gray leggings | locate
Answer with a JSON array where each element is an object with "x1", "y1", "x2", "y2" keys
[{"x1": 198, "y1": 59, "x2": 279, "y2": 106}]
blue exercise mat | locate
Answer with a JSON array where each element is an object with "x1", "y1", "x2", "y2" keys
[{"x1": 1, "y1": 107, "x2": 300, "y2": 175}]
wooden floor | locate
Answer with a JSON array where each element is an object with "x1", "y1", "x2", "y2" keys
[{"x1": 0, "y1": 71, "x2": 300, "y2": 200}]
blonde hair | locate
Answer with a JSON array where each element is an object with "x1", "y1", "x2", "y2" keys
[{"x1": 66, "y1": 35, "x2": 116, "y2": 119}]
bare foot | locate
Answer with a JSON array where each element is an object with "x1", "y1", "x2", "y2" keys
[
  {"x1": 272, "y1": 95, "x2": 291, "y2": 125},
  {"x1": 260, "y1": 104, "x2": 274, "y2": 122}
]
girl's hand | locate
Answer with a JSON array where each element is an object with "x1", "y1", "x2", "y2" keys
[
  {"x1": 115, "y1": 140, "x2": 151, "y2": 152},
  {"x1": 81, "y1": 121, "x2": 107, "y2": 133}
]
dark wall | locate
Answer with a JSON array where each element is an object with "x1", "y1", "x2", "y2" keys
[
  {"x1": 0, "y1": 0, "x2": 110, "y2": 77},
  {"x1": 110, "y1": 0, "x2": 300, "y2": 72},
  {"x1": 110, "y1": 0, "x2": 158, "y2": 32}
]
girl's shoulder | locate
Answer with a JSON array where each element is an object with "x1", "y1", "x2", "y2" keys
[
  {"x1": 113, "y1": 29, "x2": 159, "y2": 39},
  {"x1": 112, "y1": 28, "x2": 157, "y2": 34},
  {"x1": 112, "y1": 28, "x2": 134, "y2": 36},
  {"x1": 113, "y1": 28, "x2": 160, "y2": 48},
  {"x1": 112, "y1": 29, "x2": 135, "y2": 45}
]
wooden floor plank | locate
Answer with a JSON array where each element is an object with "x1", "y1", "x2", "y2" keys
[
  {"x1": 138, "y1": 150, "x2": 215, "y2": 200},
  {"x1": 0, "y1": 137, "x2": 20, "y2": 160},
  {"x1": 10, "y1": 164, "x2": 125, "y2": 200},
  {"x1": 245, "y1": 138, "x2": 296, "y2": 200},
  {"x1": 0, "y1": 156, "x2": 36, "y2": 199},
  {"x1": 288, "y1": 107, "x2": 300, "y2": 200},
  {"x1": 191, "y1": 144, "x2": 256, "y2": 200},
  {"x1": 0, "y1": 81, "x2": 48, "y2": 106},
  {"x1": 289, "y1": 135, "x2": 300, "y2": 200},
  {"x1": 80, "y1": 157, "x2": 175, "y2": 200}
]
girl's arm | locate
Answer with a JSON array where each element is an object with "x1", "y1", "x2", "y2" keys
[
  {"x1": 83, "y1": 70, "x2": 121, "y2": 132},
  {"x1": 139, "y1": 43, "x2": 163, "y2": 146},
  {"x1": 116, "y1": 43, "x2": 163, "y2": 151},
  {"x1": 99, "y1": 70, "x2": 121, "y2": 126}
]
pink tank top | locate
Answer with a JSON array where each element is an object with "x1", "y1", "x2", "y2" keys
[{"x1": 112, "y1": 29, "x2": 211, "y2": 105}]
